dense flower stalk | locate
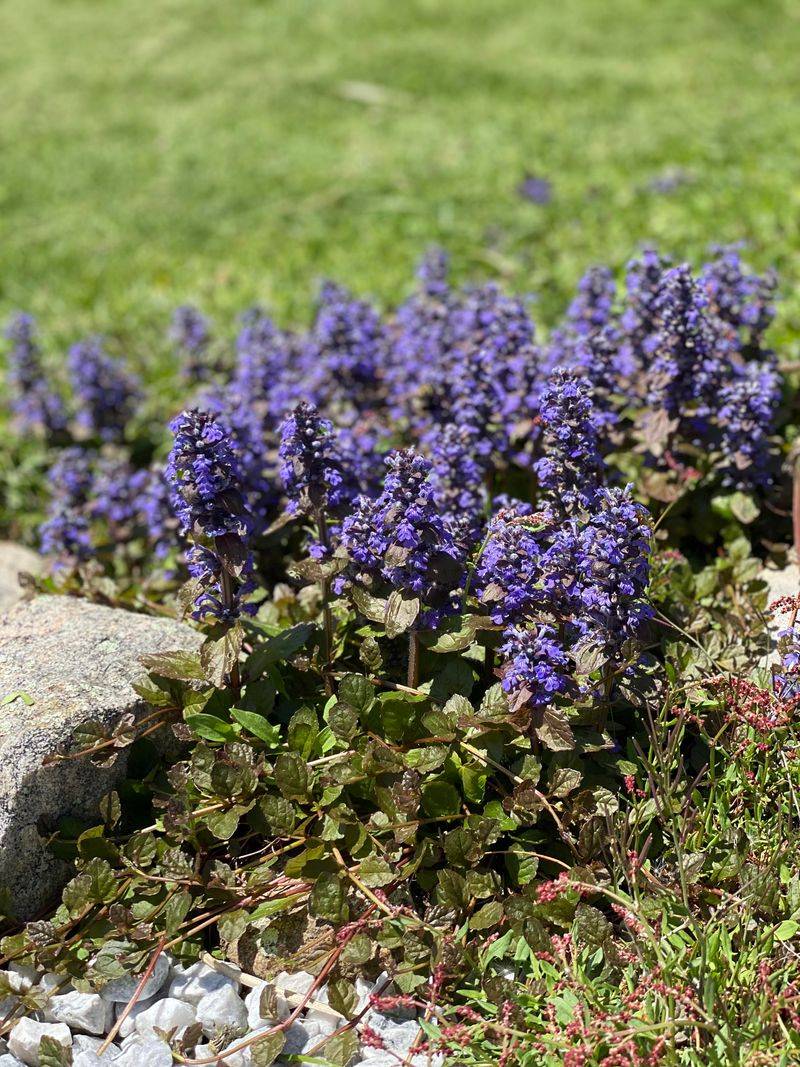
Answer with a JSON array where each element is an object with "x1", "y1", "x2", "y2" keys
[
  {"x1": 5, "y1": 313, "x2": 66, "y2": 434},
  {"x1": 278, "y1": 401, "x2": 360, "y2": 519},
  {"x1": 534, "y1": 370, "x2": 606, "y2": 511},
  {"x1": 68, "y1": 337, "x2": 139, "y2": 442},
  {"x1": 428, "y1": 422, "x2": 489, "y2": 552},
  {"x1": 308, "y1": 282, "x2": 388, "y2": 413},
  {"x1": 39, "y1": 448, "x2": 93, "y2": 566},
  {"x1": 645, "y1": 265, "x2": 732, "y2": 430},
  {"x1": 90, "y1": 458, "x2": 148, "y2": 531},
  {"x1": 701, "y1": 245, "x2": 777, "y2": 350},
  {"x1": 166, "y1": 409, "x2": 254, "y2": 622},
  {"x1": 338, "y1": 449, "x2": 467, "y2": 624},
  {"x1": 716, "y1": 361, "x2": 781, "y2": 488},
  {"x1": 171, "y1": 306, "x2": 211, "y2": 381}
]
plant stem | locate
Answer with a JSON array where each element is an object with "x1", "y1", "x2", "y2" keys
[
  {"x1": 407, "y1": 628, "x2": 420, "y2": 689},
  {"x1": 316, "y1": 509, "x2": 334, "y2": 694},
  {"x1": 219, "y1": 567, "x2": 241, "y2": 697},
  {"x1": 793, "y1": 452, "x2": 800, "y2": 567}
]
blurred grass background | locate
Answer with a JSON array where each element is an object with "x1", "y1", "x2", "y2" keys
[{"x1": 1, "y1": 0, "x2": 799, "y2": 351}]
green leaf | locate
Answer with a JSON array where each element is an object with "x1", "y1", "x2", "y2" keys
[
  {"x1": 358, "y1": 854, "x2": 395, "y2": 888},
  {"x1": 572, "y1": 902, "x2": 612, "y2": 947},
  {"x1": 249, "y1": 1030, "x2": 286, "y2": 1066},
  {"x1": 329, "y1": 702, "x2": 359, "y2": 741},
  {"x1": 206, "y1": 808, "x2": 242, "y2": 840},
  {"x1": 323, "y1": 1031, "x2": 361, "y2": 1066},
  {"x1": 340, "y1": 932, "x2": 373, "y2": 967},
  {"x1": 327, "y1": 977, "x2": 358, "y2": 1018},
  {"x1": 436, "y1": 869, "x2": 467, "y2": 910},
  {"x1": 274, "y1": 752, "x2": 309, "y2": 800},
  {"x1": 287, "y1": 706, "x2": 320, "y2": 757},
  {"x1": 469, "y1": 899, "x2": 504, "y2": 930},
  {"x1": 200, "y1": 625, "x2": 244, "y2": 688},
  {"x1": 338, "y1": 674, "x2": 375, "y2": 714},
  {"x1": 404, "y1": 745, "x2": 447, "y2": 773},
  {"x1": 38, "y1": 1035, "x2": 72, "y2": 1067},
  {"x1": 310, "y1": 872, "x2": 350, "y2": 923},
  {"x1": 98, "y1": 791, "x2": 121, "y2": 827},
  {"x1": 730, "y1": 491, "x2": 760, "y2": 525},
  {"x1": 384, "y1": 591, "x2": 420, "y2": 638},
  {"x1": 259, "y1": 796, "x2": 296, "y2": 835},
  {"x1": 425, "y1": 614, "x2": 496, "y2": 653},
  {"x1": 139, "y1": 648, "x2": 207, "y2": 683},
  {"x1": 0, "y1": 690, "x2": 34, "y2": 707},
  {"x1": 84, "y1": 857, "x2": 116, "y2": 903},
  {"x1": 164, "y1": 890, "x2": 192, "y2": 935},
  {"x1": 231, "y1": 708, "x2": 281, "y2": 745},
  {"x1": 351, "y1": 585, "x2": 389, "y2": 623},
  {"x1": 421, "y1": 779, "x2": 461, "y2": 817},
  {"x1": 185, "y1": 712, "x2": 239, "y2": 743},
  {"x1": 478, "y1": 683, "x2": 508, "y2": 720},
  {"x1": 775, "y1": 920, "x2": 800, "y2": 942},
  {"x1": 245, "y1": 622, "x2": 315, "y2": 677}
]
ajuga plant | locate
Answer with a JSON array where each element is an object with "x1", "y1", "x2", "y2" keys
[{"x1": 1, "y1": 244, "x2": 797, "y2": 1067}]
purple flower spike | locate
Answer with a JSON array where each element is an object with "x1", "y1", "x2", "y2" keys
[
  {"x1": 68, "y1": 337, "x2": 139, "y2": 442},
  {"x1": 5, "y1": 313, "x2": 66, "y2": 435},
  {"x1": 338, "y1": 449, "x2": 467, "y2": 626},
  {"x1": 167, "y1": 409, "x2": 255, "y2": 622},
  {"x1": 278, "y1": 401, "x2": 360, "y2": 518},
  {"x1": 534, "y1": 370, "x2": 606, "y2": 512}
]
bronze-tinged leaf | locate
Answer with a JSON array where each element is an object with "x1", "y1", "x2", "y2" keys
[
  {"x1": 200, "y1": 625, "x2": 244, "y2": 688},
  {"x1": 351, "y1": 585, "x2": 388, "y2": 623},
  {"x1": 384, "y1": 591, "x2": 420, "y2": 638},
  {"x1": 215, "y1": 532, "x2": 250, "y2": 576},
  {"x1": 249, "y1": 1030, "x2": 286, "y2": 1066},
  {"x1": 534, "y1": 705, "x2": 575, "y2": 751},
  {"x1": 425, "y1": 615, "x2": 497, "y2": 653}
]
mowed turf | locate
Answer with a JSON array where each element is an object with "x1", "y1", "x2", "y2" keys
[{"x1": 1, "y1": 0, "x2": 799, "y2": 357}]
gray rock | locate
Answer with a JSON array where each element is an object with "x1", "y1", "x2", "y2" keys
[
  {"x1": 8, "y1": 1018, "x2": 72, "y2": 1066},
  {"x1": 46, "y1": 989, "x2": 113, "y2": 1034},
  {"x1": 0, "y1": 1054, "x2": 25, "y2": 1067},
  {"x1": 195, "y1": 982, "x2": 248, "y2": 1037},
  {"x1": 0, "y1": 544, "x2": 39, "y2": 614},
  {"x1": 0, "y1": 596, "x2": 202, "y2": 918},
  {"x1": 111, "y1": 995, "x2": 159, "y2": 1037},
  {"x1": 133, "y1": 996, "x2": 196, "y2": 1039},
  {"x1": 168, "y1": 959, "x2": 241, "y2": 1006},
  {"x1": 193, "y1": 1040, "x2": 248, "y2": 1067},
  {"x1": 113, "y1": 1038, "x2": 173, "y2": 1067},
  {"x1": 102, "y1": 954, "x2": 171, "y2": 1004}
]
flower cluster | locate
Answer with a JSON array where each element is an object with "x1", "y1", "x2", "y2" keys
[
  {"x1": 338, "y1": 449, "x2": 467, "y2": 624},
  {"x1": 166, "y1": 409, "x2": 254, "y2": 621},
  {"x1": 171, "y1": 306, "x2": 211, "y2": 381},
  {"x1": 534, "y1": 369, "x2": 606, "y2": 511},
  {"x1": 5, "y1": 313, "x2": 66, "y2": 435},
  {"x1": 39, "y1": 448, "x2": 94, "y2": 566},
  {"x1": 701, "y1": 244, "x2": 777, "y2": 349},
  {"x1": 477, "y1": 485, "x2": 652, "y2": 715},
  {"x1": 278, "y1": 401, "x2": 360, "y2": 519},
  {"x1": 68, "y1": 337, "x2": 139, "y2": 442}
]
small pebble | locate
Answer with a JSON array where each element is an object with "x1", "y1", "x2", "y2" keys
[
  {"x1": 244, "y1": 981, "x2": 270, "y2": 1030},
  {"x1": 8, "y1": 1018, "x2": 72, "y2": 1067},
  {"x1": 114, "y1": 996, "x2": 157, "y2": 1039},
  {"x1": 196, "y1": 983, "x2": 248, "y2": 1037},
  {"x1": 169, "y1": 960, "x2": 241, "y2": 1006},
  {"x1": 193, "y1": 1040, "x2": 248, "y2": 1067},
  {"x1": 133, "y1": 996, "x2": 196, "y2": 1039},
  {"x1": 113, "y1": 1037, "x2": 173, "y2": 1067},
  {"x1": 100, "y1": 954, "x2": 171, "y2": 1003},
  {"x1": 47, "y1": 990, "x2": 113, "y2": 1034}
]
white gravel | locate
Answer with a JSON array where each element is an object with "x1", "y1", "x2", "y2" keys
[{"x1": 0, "y1": 956, "x2": 440, "y2": 1066}]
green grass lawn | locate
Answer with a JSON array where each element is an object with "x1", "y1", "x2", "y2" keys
[{"x1": 2, "y1": 0, "x2": 800, "y2": 356}]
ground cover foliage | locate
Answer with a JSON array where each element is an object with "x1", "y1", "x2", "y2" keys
[{"x1": 2, "y1": 247, "x2": 800, "y2": 1064}]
